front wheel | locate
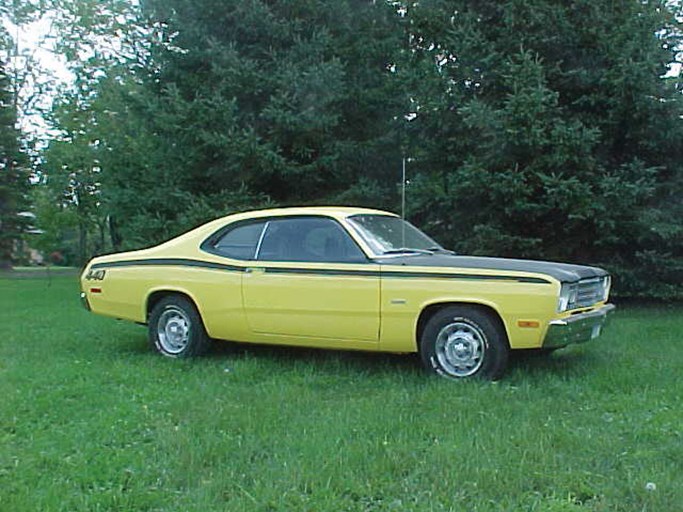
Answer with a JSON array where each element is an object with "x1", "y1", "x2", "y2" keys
[
  {"x1": 148, "y1": 295, "x2": 210, "y2": 358},
  {"x1": 420, "y1": 306, "x2": 509, "y2": 380}
]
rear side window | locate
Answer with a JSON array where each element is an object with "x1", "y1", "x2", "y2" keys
[{"x1": 210, "y1": 221, "x2": 265, "y2": 260}]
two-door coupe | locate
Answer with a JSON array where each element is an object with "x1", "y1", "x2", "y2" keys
[{"x1": 80, "y1": 207, "x2": 615, "y2": 379}]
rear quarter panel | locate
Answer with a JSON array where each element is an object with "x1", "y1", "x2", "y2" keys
[
  {"x1": 85, "y1": 265, "x2": 248, "y2": 339},
  {"x1": 81, "y1": 244, "x2": 252, "y2": 342}
]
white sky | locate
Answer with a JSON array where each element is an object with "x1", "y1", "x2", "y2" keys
[
  {"x1": 3, "y1": 12, "x2": 74, "y2": 137},
  {"x1": 667, "y1": 62, "x2": 682, "y2": 77},
  {"x1": 7, "y1": 13, "x2": 73, "y2": 83}
]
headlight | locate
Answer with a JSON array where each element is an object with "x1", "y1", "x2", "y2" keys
[
  {"x1": 557, "y1": 283, "x2": 578, "y2": 312},
  {"x1": 558, "y1": 276, "x2": 611, "y2": 312},
  {"x1": 601, "y1": 275, "x2": 611, "y2": 302}
]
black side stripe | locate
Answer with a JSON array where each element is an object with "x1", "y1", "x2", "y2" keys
[
  {"x1": 381, "y1": 272, "x2": 549, "y2": 284},
  {"x1": 90, "y1": 258, "x2": 244, "y2": 273},
  {"x1": 90, "y1": 258, "x2": 551, "y2": 284},
  {"x1": 264, "y1": 267, "x2": 548, "y2": 283},
  {"x1": 262, "y1": 267, "x2": 379, "y2": 278}
]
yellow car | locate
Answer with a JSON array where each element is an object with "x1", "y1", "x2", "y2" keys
[{"x1": 80, "y1": 206, "x2": 615, "y2": 379}]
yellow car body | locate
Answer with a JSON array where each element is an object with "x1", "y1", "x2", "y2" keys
[{"x1": 80, "y1": 206, "x2": 615, "y2": 379}]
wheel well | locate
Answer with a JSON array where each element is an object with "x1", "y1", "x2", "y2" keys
[
  {"x1": 415, "y1": 302, "x2": 510, "y2": 349},
  {"x1": 146, "y1": 290, "x2": 198, "y2": 322}
]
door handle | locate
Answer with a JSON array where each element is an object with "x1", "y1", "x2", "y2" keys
[{"x1": 245, "y1": 267, "x2": 265, "y2": 274}]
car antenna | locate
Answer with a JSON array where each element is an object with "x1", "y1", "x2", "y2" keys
[{"x1": 402, "y1": 156, "x2": 406, "y2": 247}]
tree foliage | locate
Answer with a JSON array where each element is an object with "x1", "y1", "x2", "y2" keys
[
  {"x1": 132, "y1": 0, "x2": 404, "y2": 234},
  {"x1": 398, "y1": 0, "x2": 683, "y2": 298},
  {"x1": 0, "y1": 37, "x2": 31, "y2": 268},
  {"x1": 35, "y1": 0, "x2": 683, "y2": 298}
]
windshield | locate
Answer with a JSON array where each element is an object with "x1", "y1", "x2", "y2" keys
[{"x1": 346, "y1": 214, "x2": 443, "y2": 255}]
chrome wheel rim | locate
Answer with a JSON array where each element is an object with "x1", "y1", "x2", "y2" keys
[
  {"x1": 157, "y1": 306, "x2": 191, "y2": 354},
  {"x1": 435, "y1": 320, "x2": 487, "y2": 377}
]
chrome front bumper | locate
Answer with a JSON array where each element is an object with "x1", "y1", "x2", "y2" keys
[{"x1": 543, "y1": 304, "x2": 616, "y2": 349}]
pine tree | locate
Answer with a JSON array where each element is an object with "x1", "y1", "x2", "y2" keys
[
  {"x1": 98, "y1": 0, "x2": 404, "y2": 245},
  {"x1": 0, "y1": 61, "x2": 30, "y2": 268},
  {"x1": 397, "y1": 0, "x2": 683, "y2": 298}
]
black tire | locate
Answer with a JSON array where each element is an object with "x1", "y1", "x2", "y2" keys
[
  {"x1": 419, "y1": 306, "x2": 509, "y2": 380},
  {"x1": 148, "y1": 295, "x2": 211, "y2": 358}
]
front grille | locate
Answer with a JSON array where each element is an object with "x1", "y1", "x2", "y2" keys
[{"x1": 571, "y1": 277, "x2": 607, "y2": 310}]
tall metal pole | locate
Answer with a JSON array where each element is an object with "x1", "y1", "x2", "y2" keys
[
  {"x1": 401, "y1": 157, "x2": 406, "y2": 220},
  {"x1": 401, "y1": 157, "x2": 406, "y2": 247}
]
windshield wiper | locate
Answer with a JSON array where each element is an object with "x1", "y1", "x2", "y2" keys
[
  {"x1": 382, "y1": 248, "x2": 434, "y2": 255},
  {"x1": 428, "y1": 247, "x2": 456, "y2": 255}
]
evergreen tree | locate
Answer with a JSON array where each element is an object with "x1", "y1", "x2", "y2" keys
[
  {"x1": 43, "y1": 0, "x2": 682, "y2": 297},
  {"x1": 100, "y1": 0, "x2": 404, "y2": 245},
  {"x1": 0, "y1": 60, "x2": 30, "y2": 268},
  {"x1": 398, "y1": 0, "x2": 683, "y2": 298}
]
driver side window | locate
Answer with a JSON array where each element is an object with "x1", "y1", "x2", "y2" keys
[{"x1": 257, "y1": 217, "x2": 366, "y2": 263}]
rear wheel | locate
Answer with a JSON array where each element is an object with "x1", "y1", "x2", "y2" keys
[
  {"x1": 148, "y1": 296, "x2": 210, "y2": 358},
  {"x1": 420, "y1": 306, "x2": 509, "y2": 380}
]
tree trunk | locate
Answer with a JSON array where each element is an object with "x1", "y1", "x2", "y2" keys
[
  {"x1": 78, "y1": 220, "x2": 87, "y2": 266},
  {"x1": 109, "y1": 215, "x2": 122, "y2": 251}
]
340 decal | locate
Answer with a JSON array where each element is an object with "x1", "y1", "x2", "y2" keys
[{"x1": 85, "y1": 269, "x2": 106, "y2": 281}]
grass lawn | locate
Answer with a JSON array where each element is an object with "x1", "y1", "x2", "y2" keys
[{"x1": 1, "y1": 276, "x2": 681, "y2": 511}]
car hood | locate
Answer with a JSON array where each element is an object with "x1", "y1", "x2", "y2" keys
[{"x1": 374, "y1": 254, "x2": 608, "y2": 283}]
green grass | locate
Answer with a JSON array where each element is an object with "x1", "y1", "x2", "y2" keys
[
  {"x1": 9, "y1": 266, "x2": 78, "y2": 271},
  {"x1": 1, "y1": 277, "x2": 681, "y2": 511}
]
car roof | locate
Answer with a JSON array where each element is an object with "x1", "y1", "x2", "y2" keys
[
  {"x1": 175, "y1": 206, "x2": 397, "y2": 243},
  {"x1": 221, "y1": 206, "x2": 396, "y2": 223}
]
